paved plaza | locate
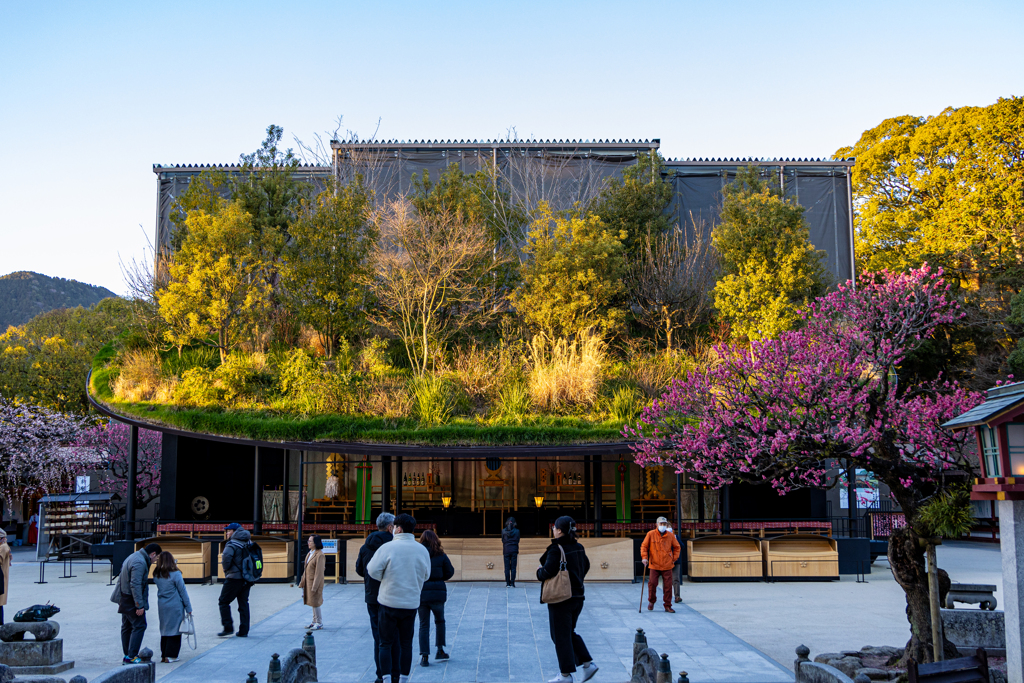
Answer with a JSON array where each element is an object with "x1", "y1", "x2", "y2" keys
[
  {"x1": 4, "y1": 541, "x2": 1003, "y2": 683},
  {"x1": 159, "y1": 582, "x2": 792, "y2": 683}
]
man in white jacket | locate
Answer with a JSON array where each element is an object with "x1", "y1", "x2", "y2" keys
[{"x1": 367, "y1": 513, "x2": 431, "y2": 683}]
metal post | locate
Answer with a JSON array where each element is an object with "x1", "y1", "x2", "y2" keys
[
  {"x1": 295, "y1": 453, "x2": 305, "y2": 582},
  {"x1": 583, "y1": 455, "x2": 591, "y2": 523},
  {"x1": 253, "y1": 447, "x2": 262, "y2": 535},
  {"x1": 675, "y1": 473, "x2": 683, "y2": 531},
  {"x1": 697, "y1": 485, "x2": 705, "y2": 523},
  {"x1": 381, "y1": 455, "x2": 391, "y2": 513},
  {"x1": 127, "y1": 424, "x2": 138, "y2": 540},
  {"x1": 395, "y1": 456, "x2": 403, "y2": 514},
  {"x1": 847, "y1": 463, "x2": 858, "y2": 537},
  {"x1": 721, "y1": 485, "x2": 730, "y2": 534},
  {"x1": 282, "y1": 450, "x2": 290, "y2": 524},
  {"x1": 594, "y1": 454, "x2": 603, "y2": 537}
]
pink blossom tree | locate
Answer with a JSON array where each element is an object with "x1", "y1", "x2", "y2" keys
[
  {"x1": 625, "y1": 265, "x2": 983, "y2": 663},
  {"x1": 74, "y1": 421, "x2": 162, "y2": 509},
  {"x1": 0, "y1": 397, "x2": 93, "y2": 514}
]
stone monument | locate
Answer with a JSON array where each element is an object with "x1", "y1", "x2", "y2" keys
[{"x1": 0, "y1": 605, "x2": 73, "y2": 675}]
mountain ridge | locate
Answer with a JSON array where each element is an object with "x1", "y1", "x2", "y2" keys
[{"x1": 0, "y1": 271, "x2": 119, "y2": 331}]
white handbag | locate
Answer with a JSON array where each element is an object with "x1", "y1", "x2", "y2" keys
[{"x1": 179, "y1": 613, "x2": 197, "y2": 650}]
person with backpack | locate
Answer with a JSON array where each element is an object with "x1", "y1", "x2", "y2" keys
[
  {"x1": 218, "y1": 523, "x2": 257, "y2": 637},
  {"x1": 115, "y1": 542, "x2": 162, "y2": 664},
  {"x1": 417, "y1": 529, "x2": 454, "y2": 667},
  {"x1": 537, "y1": 516, "x2": 597, "y2": 683},
  {"x1": 502, "y1": 517, "x2": 520, "y2": 587},
  {"x1": 367, "y1": 513, "x2": 431, "y2": 683}
]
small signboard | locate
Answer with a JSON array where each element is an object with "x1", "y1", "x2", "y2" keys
[
  {"x1": 321, "y1": 538, "x2": 339, "y2": 554},
  {"x1": 75, "y1": 476, "x2": 90, "y2": 493}
]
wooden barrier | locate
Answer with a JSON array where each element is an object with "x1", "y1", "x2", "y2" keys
[
  {"x1": 134, "y1": 535, "x2": 213, "y2": 582},
  {"x1": 345, "y1": 536, "x2": 633, "y2": 582},
  {"x1": 762, "y1": 534, "x2": 838, "y2": 580},
  {"x1": 688, "y1": 535, "x2": 763, "y2": 580}
]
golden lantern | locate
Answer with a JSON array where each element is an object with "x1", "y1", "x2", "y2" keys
[
  {"x1": 534, "y1": 495, "x2": 544, "y2": 508},
  {"x1": 441, "y1": 494, "x2": 452, "y2": 509}
]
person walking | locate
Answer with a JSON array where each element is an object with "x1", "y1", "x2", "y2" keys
[
  {"x1": 355, "y1": 512, "x2": 396, "y2": 683},
  {"x1": 417, "y1": 529, "x2": 454, "y2": 667},
  {"x1": 218, "y1": 523, "x2": 253, "y2": 637},
  {"x1": 367, "y1": 513, "x2": 431, "y2": 683},
  {"x1": 0, "y1": 529, "x2": 11, "y2": 625},
  {"x1": 502, "y1": 517, "x2": 521, "y2": 587},
  {"x1": 153, "y1": 551, "x2": 192, "y2": 663},
  {"x1": 299, "y1": 534, "x2": 325, "y2": 630},
  {"x1": 537, "y1": 516, "x2": 598, "y2": 683},
  {"x1": 641, "y1": 516, "x2": 681, "y2": 613},
  {"x1": 116, "y1": 542, "x2": 161, "y2": 664}
]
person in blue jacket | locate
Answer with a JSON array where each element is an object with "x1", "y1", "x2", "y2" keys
[{"x1": 417, "y1": 529, "x2": 455, "y2": 667}]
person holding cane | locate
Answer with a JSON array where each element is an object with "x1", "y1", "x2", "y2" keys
[{"x1": 640, "y1": 517, "x2": 680, "y2": 613}]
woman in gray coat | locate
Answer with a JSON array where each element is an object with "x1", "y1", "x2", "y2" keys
[{"x1": 153, "y1": 552, "x2": 192, "y2": 663}]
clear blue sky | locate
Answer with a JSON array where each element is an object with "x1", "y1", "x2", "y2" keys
[{"x1": 1, "y1": 1, "x2": 1021, "y2": 293}]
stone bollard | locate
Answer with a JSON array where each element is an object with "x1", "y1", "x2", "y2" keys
[
  {"x1": 677, "y1": 672, "x2": 689, "y2": 683},
  {"x1": 268, "y1": 653, "x2": 282, "y2": 683},
  {"x1": 246, "y1": 672, "x2": 258, "y2": 683},
  {"x1": 302, "y1": 630, "x2": 316, "y2": 666},
  {"x1": 656, "y1": 653, "x2": 672, "y2": 683},
  {"x1": 633, "y1": 628, "x2": 648, "y2": 665},
  {"x1": 138, "y1": 647, "x2": 156, "y2": 683},
  {"x1": 69, "y1": 676, "x2": 87, "y2": 683}
]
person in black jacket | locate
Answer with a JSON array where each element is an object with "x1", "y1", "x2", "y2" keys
[
  {"x1": 537, "y1": 516, "x2": 598, "y2": 683},
  {"x1": 355, "y1": 512, "x2": 397, "y2": 683},
  {"x1": 502, "y1": 517, "x2": 521, "y2": 587},
  {"x1": 417, "y1": 529, "x2": 454, "y2": 667}
]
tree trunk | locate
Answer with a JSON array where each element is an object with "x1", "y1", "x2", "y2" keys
[{"x1": 889, "y1": 526, "x2": 960, "y2": 664}]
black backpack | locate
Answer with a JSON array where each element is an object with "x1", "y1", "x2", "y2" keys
[{"x1": 240, "y1": 542, "x2": 264, "y2": 583}]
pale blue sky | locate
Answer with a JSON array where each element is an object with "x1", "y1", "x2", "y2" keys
[{"x1": 1, "y1": 1, "x2": 1021, "y2": 293}]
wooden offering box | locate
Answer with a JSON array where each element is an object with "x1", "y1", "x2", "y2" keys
[
  {"x1": 135, "y1": 536, "x2": 212, "y2": 582},
  {"x1": 217, "y1": 535, "x2": 295, "y2": 581},
  {"x1": 687, "y1": 535, "x2": 763, "y2": 580},
  {"x1": 762, "y1": 534, "x2": 838, "y2": 580}
]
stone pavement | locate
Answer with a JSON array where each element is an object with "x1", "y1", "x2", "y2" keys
[{"x1": 160, "y1": 583, "x2": 793, "y2": 683}]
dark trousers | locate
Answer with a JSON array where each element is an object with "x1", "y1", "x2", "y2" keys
[
  {"x1": 504, "y1": 553, "x2": 518, "y2": 585},
  {"x1": 0, "y1": 606, "x2": 4, "y2": 625},
  {"x1": 218, "y1": 579, "x2": 251, "y2": 635},
  {"x1": 648, "y1": 568, "x2": 672, "y2": 608},
  {"x1": 379, "y1": 605, "x2": 416, "y2": 678},
  {"x1": 120, "y1": 610, "x2": 147, "y2": 658},
  {"x1": 547, "y1": 597, "x2": 590, "y2": 674},
  {"x1": 161, "y1": 635, "x2": 182, "y2": 659},
  {"x1": 368, "y1": 603, "x2": 401, "y2": 681},
  {"x1": 418, "y1": 601, "x2": 446, "y2": 654}
]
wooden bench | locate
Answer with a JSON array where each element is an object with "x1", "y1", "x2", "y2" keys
[{"x1": 907, "y1": 648, "x2": 988, "y2": 683}]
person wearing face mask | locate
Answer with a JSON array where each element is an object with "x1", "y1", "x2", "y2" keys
[{"x1": 640, "y1": 517, "x2": 680, "y2": 613}]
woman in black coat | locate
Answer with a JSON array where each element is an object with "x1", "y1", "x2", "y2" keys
[
  {"x1": 418, "y1": 529, "x2": 455, "y2": 667},
  {"x1": 537, "y1": 516, "x2": 598, "y2": 683},
  {"x1": 502, "y1": 517, "x2": 521, "y2": 587}
]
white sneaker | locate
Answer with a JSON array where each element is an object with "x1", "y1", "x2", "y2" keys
[
  {"x1": 167, "y1": 658, "x2": 180, "y2": 663},
  {"x1": 399, "y1": 676, "x2": 410, "y2": 683},
  {"x1": 548, "y1": 675, "x2": 574, "y2": 683},
  {"x1": 312, "y1": 623, "x2": 323, "y2": 630},
  {"x1": 581, "y1": 663, "x2": 599, "y2": 682}
]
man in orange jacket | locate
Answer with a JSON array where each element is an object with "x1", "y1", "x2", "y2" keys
[{"x1": 641, "y1": 516, "x2": 681, "y2": 613}]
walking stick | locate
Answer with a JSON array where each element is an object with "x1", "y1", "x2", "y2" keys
[{"x1": 638, "y1": 561, "x2": 648, "y2": 613}]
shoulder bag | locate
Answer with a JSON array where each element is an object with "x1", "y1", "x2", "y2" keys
[{"x1": 540, "y1": 544, "x2": 572, "y2": 604}]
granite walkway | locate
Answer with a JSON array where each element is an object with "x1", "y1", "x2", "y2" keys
[{"x1": 160, "y1": 583, "x2": 792, "y2": 683}]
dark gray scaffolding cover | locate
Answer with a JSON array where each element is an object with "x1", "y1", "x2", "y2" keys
[{"x1": 152, "y1": 142, "x2": 854, "y2": 282}]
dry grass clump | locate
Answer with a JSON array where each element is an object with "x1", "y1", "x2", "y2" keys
[
  {"x1": 112, "y1": 349, "x2": 163, "y2": 402},
  {"x1": 528, "y1": 332, "x2": 605, "y2": 412},
  {"x1": 436, "y1": 344, "x2": 508, "y2": 412},
  {"x1": 359, "y1": 376, "x2": 414, "y2": 418}
]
